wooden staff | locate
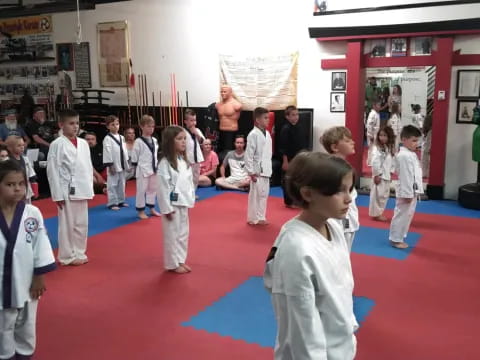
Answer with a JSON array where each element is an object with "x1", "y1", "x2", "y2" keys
[
  {"x1": 186, "y1": 90, "x2": 189, "y2": 107},
  {"x1": 126, "y1": 75, "x2": 131, "y2": 126},
  {"x1": 137, "y1": 74, "x2": 142, "y2": 119},
  {"x1": 177, "y1": 90, "x2": 181, "y2": 126},
  {"x1": 144, "y1": 74, "x2": 149, "y2": 115},
  {"x1": 168, "y1": 94, "x2": 172, "y2": 126},
  {"x1": 152, "y1": 91, "x2": 155, "y2": 122},
  {"x1": 159, "y1": 90, "x2": 163, "y2": 128}
]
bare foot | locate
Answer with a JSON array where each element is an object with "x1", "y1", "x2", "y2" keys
[
  {"x1": 373, "y1": 215, "x2": 388, "y2": 222},
  {"x1": 70, "y1": 258, "x2": 89, "y2": 266},
  {"x1": 138, "y1": 211, "x2": 148, "y2": 220},
  {"x1": 150, "y1": 209, "x2": 161, "y2": 217},
  {"x1": 180, "y1": 263, "x2": 192, "y2": 272},
  {"x1": 119, "y1": 203, "x2": 129, "y2": 207},
  {"x1": 390, "y1": 241, "x2": 409, "y2": 249},
  {"x1": 257, "y1": 220, "x2": 269, "y2": 226},
  {"x1": 110, "y1": 206, "x2": 120, "y2": 211},
  {"x1": 170, "y1": 266, "x2": 189, "y2": 274},
  {"x1": 247, "y1": 221, "x2": 257, "y2": 226}
]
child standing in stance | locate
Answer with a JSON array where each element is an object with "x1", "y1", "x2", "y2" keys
[
  {"x1": 0, "y1": 160, "x2": 56, "y2": 360},
  {"x1": 157, "y1": 126, "x2": 195, "y2": 274},
  {"x1": 245, "y1": 107, "x2": 272, "y2": 225},
  {"x1": 264, "y1": 152, "x2": 358, "y2": 360}
]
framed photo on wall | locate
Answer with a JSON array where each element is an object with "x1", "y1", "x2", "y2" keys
[
  {"x1": 456, "y1": 100, "x2": 478, "y2": 124},
  {"x1": 391, "y1": 38, "x2": 407, "y2": 57},
  {"x1": 371, "y1": 39, "x2": 386, "y2": 57},
  {"x1": 456, "y1": 70, "x2": 480, "y2": 98},
  {"x1": 330, "y1": 92, "x2": 345, "y2": 112},
  {"x1": 56, "y1": 43, "x2": 74, "y2": 71},
  {"x1": 331, "y1": 72, "x2": 346, "y2": 91},
  {"x1": 412, "y1": 37, "x2": 432, "y2": 56}
]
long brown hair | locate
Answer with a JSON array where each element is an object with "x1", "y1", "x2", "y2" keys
[
  {"x1": 376, "y1": 126, "x2": 396, "y2": 156},
  {"x1": 160, "y1": 126, "x2": 187, "y2": 170}
]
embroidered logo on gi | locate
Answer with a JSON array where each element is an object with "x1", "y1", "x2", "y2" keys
[{"x1": 25, "y1": 218, "x2": 39, "y2": 232}]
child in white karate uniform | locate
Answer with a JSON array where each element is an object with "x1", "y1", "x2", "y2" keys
[
  {"x1": 411, "y1": 104, "x2": 425, "y2": 131},
  {"x1": 103, "y1": 115, "x2": 130, "y2": 210},
  {"x1": 245, "y1": 107, "x2": 272, "y2": 226},
  {"x1": 47, "y1": 109, "x2": 93, "y2": 266},
  {"x1": 389, "y1": 125, "x2": 423, "y2": 249},
  {"x1": 0, "y1": 160, "x2": 56, "y2": 360},
  {"x1": 183, "y1": 109, "x2": 205, "y2": 191},
  {"x1": 264, "y1": 152, "x2": 358, "y2": 360},
  {"x1": 5, "y1": 136, "x2": 38, "y2": 203},
  {"x1": 131, "y1": 115, "x2": 161, "y2": 219},
  {"x1": 321, "y1": 126, "x2": 359, "y2": 252},
  {"x1": 387, "y1": 103, "x2": 402, "y2": 150},
  {"x1": 157, "y1": 126, "x2": 195, "y2": 274},
  {"x1": 366, "y1": 101, "x2": 381, "y2": 166},
  {"x1": 369, "y1": 126, "x2": 396, "y2": 221}
]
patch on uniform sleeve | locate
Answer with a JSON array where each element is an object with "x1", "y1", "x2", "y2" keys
[
  {"x1": 24, "y1": 217, "x2": 39, "y2": 243},
  {"x1": 266, "y1": 247, "x2": 277, "y2": 262}
]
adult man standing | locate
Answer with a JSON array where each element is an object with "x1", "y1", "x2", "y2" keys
[
  {"x1": 25, "y1": 106, "x2": 56, "y2": 160},
  {"x1": 215, "y1": 85, "x2": 242, "y2": 153}
]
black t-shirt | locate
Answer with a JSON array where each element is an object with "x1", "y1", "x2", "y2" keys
[
  {"x1": 278, "y1": 122, "x2": 309, "y2": 161},
  {"x1": 89, "y1": 144, "x2": 105, "y2": 172},
  {"x1": 24, "y1": 120, "x2": 56, "y2": 144}
]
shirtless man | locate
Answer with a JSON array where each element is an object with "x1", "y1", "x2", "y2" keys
[{"x1": 215, "y1": 85, "x2": 242, "y2": 152}]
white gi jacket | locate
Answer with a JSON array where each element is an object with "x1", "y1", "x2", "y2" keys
[
  {"x1": 395, "y1": 147, "x2": 424, "y2": 198},
  {"x1": 412, "y1": 113, "x2": 424, "y2": 130},
  {"x1": 245, "y1": 127, "x2": 272, "y2": 177},
  {"x1": 0, "y1": 203, "x2": 56, "y2": 309},
  {"x1": 185, "y1": 128, "x2": 205, "y2": 164},
  {"x1": 103, "y1": 133, "x2": 130, "y2": 173},
  {"x1": 157, "y1": 156, "x2": 195, "y2": 214},
  {"x1": 387, "y1": 114, "x2": 402, "y2": 139},
  {"x1": 264, "y1": 218, "x2": 358, "y2": 360},
  {"x1": 345, "y1": 188, "x2": 359, "y2": 233},
  {"x1": 130, "y1": 136, "x2": 159, "y2": 178},
  {"x1": 366, "y1": 110, "x2": 380, "y2": 140},
  {"x1": 371, "y1": 146, "x2": 395, "y2": 181},
  {"x1": 47, "y1": 136, "x2": 94, "y2": 201}
]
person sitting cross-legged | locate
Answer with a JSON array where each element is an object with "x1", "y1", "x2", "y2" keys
[{"x1": 215, "y1": 134, "x2": 250, "y2": 191}]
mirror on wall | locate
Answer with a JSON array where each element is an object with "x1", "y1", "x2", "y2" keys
[{"x1": 363, "y1": 67, "x2": 435, "y2": 185}]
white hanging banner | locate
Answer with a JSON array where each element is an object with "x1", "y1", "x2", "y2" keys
[{"x1": 219, "y1": 52, "x2": 298, "y2": 111}]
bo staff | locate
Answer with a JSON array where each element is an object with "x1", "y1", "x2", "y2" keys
[
  {"x1": 137, "y1": 74, "x2": 143, "y2": 119},
  {"x1": 144, "y1": 74, "x2": 149, "y2": 114},
  {"x1": 126, "y1": 75, "x2": 131, "y2": 126},
  {"x1": 177, "y1": 90, "x2": 181, "y2": 126},
  {"x1": 186, "y1": 90, "x2": 189, "y2": 107},
  {"x1": 152, "y1": 91, "x2": 155, "y2": 122},
  {"x1": 159, "y1": 90, "x2": 163, "y2": 128}
]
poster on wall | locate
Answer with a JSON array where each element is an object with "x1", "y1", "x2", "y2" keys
[
  {"x1": 97, "y1": 21, "x2": 129, "y2": 87},
  {"x1": 456, "y1": 70, "x2": 480, "y2": 98},
  {"x1": 74, "y1": 42, "x2": 92, "y2": 88},
  {"x1": 456, "y1": 100, "x2": 478, "y2": 124},
  {"x1": 56, "y1": 43, "x2": 74, "y2": 71},
  {"x1": 0, "y1": 15, "x2": 54, "y2": 63},
  {"x1": 219, "y1": 53, "x2": 298, "y2": 111}
]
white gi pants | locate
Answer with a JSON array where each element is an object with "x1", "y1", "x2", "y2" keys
[
  {"x1": 191, "y1": 163, "x2": 200, "y2": 190},
  {"x1": 135, "y1": 174, "x2": 157, "y2": 210},
  {"x1": 247, "y1": 176, "x2": 270, "y2": 224},
  {"x1": 367, "y1": 138, "x2": 374, "y2": 166},
  {"x1": 107, "y1": 170, "x2": 126, "y2": 207},
  {"x1": 369, "y1": 179, "x2": 391, "y2": 217},
  {"x1": 58, "y1": 199, "x2": 88, "y2": 265},
  {"x1": 345, "y1": 232, "x2": 356, "y2": 252},
  {"x1": 389, "y1": 197, "x2": 418, "y2": 243},
  {"x1": 161, "y1": 206, "x2": 189, "y2": 270},
  {"x1": 0, "y1": 301, "x2": 38, "y2": 359}
]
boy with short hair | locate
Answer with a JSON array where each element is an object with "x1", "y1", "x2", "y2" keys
[
  {"x1": 183, "y1": 109, "x2": 205, "y2": 190},
  {"x1": 245, "y1": 107, "x2": 272, "y2": 225},
  {"x1": 131, "y1": 115, "x2": 160, "y2": 219},
  {"x1": 47, "y1": 109, "x2": 93, "y2": 265},
  {"x1": 389, "y1": 125, "x2": 423, "y2": 249},
  {"x1": 321, "y1": 126, "x2": 359, "y2": 251},
  {"x1": 278, "y1": 105, "x2": 309, "y2": 207},
  {"x1": 103, "y1": 115, "x2": 130, "y2": 210}
]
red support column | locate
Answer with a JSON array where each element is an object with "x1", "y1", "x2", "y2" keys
[
  {"x1": 429, "y1": 37, "x2": 454, "y2": 199},
  {"x1": 345, "y1": 41, "x2": 365, "y2": 175}
]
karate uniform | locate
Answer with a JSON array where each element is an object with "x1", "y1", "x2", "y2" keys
[
  {"x1": 369, "y1": 146, "x2": 395, "y2": 217},
  {"x1": 245, "y1": 127, "x2": 272, "y2": 224},
  {"x1": 0, "y1": 202, "x2": 56, "y2": 359},
  {"x1": 103, "y1": 133, "x2": 130, "y2": 208},
  {"x1": 421, "y1": 131, "x2": 431, "y2": 177},
  {"x1": 387, "y1": 114, "x2": 402, "y2": 150},
  {"x1": 47, "y1": 135, "x2": 93, "y2": 265},
  {"x1": 185, "y1": 128, "x2": 205, "y2": 190},
  {"x1": 366, "y1": 109, "x2": 380, "y2": 166},
  {"x1": 157, "y1": 157, "x2": 195, "y2": 270},
  {"x1": 389, "y1": 147, "x2": 423, "y2": 243},
  {"x1": 264, "y1": 218, "x2": 358, "y2": 360},
  {"x1": 131, "y1": 136, "x2": 159, "y2": 211},
  {"x1": 412, "y1": 113, "x2": 424, "y2": 131},
  {"x1": 342, "y1": 188, "x2": 359, "y2": 252}
]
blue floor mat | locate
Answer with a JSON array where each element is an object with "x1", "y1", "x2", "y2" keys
[{"x1": 183, "y1": 276, "x2": 375, "y2": 348}]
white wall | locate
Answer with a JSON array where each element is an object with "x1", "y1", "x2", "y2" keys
[{"x1": 51, "y1": 0, "x2": 348, "y2": 150}]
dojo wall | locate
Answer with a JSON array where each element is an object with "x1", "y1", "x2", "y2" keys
[{"x1": 48, "y1": 0, "x2": 480, "y2": 199}]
